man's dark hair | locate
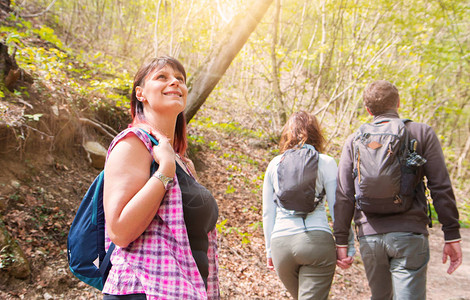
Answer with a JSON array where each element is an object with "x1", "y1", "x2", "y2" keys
[{"x1": 363, "y1": 80, "x2": 399, "y2": 115}]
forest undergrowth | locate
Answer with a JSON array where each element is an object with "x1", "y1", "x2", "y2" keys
[
  {"x1": 1, "y1": 97, "x2": 469, "y2": 299},
  {"x1": 0, "y1": 103, "x2": 372, "y2": 299}
]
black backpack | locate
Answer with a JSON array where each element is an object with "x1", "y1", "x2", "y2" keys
[
  {"x1": 274, "y1": 145, "x2": 325, "y2": 219},
  {"x1": 352, "y1": 119, "x2": 426, "y2": 215}
]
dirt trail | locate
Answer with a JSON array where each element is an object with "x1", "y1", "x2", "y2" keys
[{"x1": 427, "y1": 226, "x2": 470, "y2": 300}]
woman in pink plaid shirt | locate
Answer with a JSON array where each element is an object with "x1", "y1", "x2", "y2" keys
[{"x1": 102, "y1": 56, "x2": 219, "y2": 299}]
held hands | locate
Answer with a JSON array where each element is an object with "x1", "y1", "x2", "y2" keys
[
  {"x1": 443, "y1": 241, "x2": 462, "y2": 274},
  {"x1": 336, "y1": 247, "x2": 354, "y2": 269}
]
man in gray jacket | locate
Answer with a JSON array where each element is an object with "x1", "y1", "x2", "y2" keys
[{"x1": 333, "y1": 80, "x2": 462, "y2": 299}]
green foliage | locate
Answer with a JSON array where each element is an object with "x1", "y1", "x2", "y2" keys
[
  {"x1": 223, "y1": 152, "x2": 259, "y2": 167},
  {"x1": 2, "y1": 30, "x2": 25, "y2": 47},
  {"x1": 6, "y1": 21, "x2": 132, "y2": 111},
  {"x1": 225, "y1": 164, "x2": 240, "y2": 172},
  {"x1": 216, "y1": 219, "x2": 229, "y2": 234},
  {"x1": 208, "y1": 141, "x2": 220, "y2": 150},
  {"x1": 429, "y1": 203, "x2": 439, "y2": 227},
  {"x1": 268, "y1": 148, "x2": 280, "y2": 157},
  {"x1": 88, "y1": 75, "x2": 132, "y2": 108},
  {"x1": 23, "y1": 113, "x2": 43, "y2": 121},
  {"x1": 250, "y1": 175, "x2": 264, "y2": 195},
  {"x1": 1, "y1": 17, "x2": 65, "y2": 55},
  {"x1": 0, "y1": 245, "x2": 17, "y2": 269},
  {"x1": 17, "y1": 46, "x2": 68, "y2": 80},
  {"x1": 30, "y1": 205, "x2": 68, "y2": 238},
  {"x1": 0, "y1": 18, "x2": 31, "y2": 49},
  {"x1": 188, "y1": 134, "x2": 222, "y2": 151},
  {"x1": 459, "y1": 202, "x2": 470, "y2": 228},
  {"x1": 8, "y1": 192, "x2": 20, "y2": 201},
  {"x1": 188, "y1": 134, "x2": 206, "y2": 145},
  {"x1": 242, "y1": 206, "x2": 259, "y2": 213},
  {"x1": 428, "y1": 195, "x2": 469, "y2": 228},
  {"x1": 225, "y1": 184, "x2": 236, "y2": 194},
  {"x1": 191, "y1": 116, "x2": 264, "y2": 139},
  {"x1": 216, "y1": 219, "x2": 252, "y2": 244},
  {"x1": 248, "y1": 221, "x2": 262, "y2": 231},
  {"x1": 33, "y1": 26, "x2": 64, "y2": 49},
  {"x1": 0, "y1": 10, "x2": 136, "y2": 113}
]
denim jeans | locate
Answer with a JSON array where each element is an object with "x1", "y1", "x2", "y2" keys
[{"x1": 359, "y1": 232, "x2": 430, "y2": 300}]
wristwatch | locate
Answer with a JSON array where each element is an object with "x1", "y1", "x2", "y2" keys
[{"x1": 153, "y1": 171, "x2": 174, "y2": 190}]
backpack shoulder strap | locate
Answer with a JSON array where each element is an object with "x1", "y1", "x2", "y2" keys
[
  {"x1": 99, "y1": 243, "x2": 115, "y2": 280},
  {"x1": 100, "y1": 130, "x2": 158, "y2": 280},
  {"x1": 138, "y1": 129, "x2": 159, "y2": 146}
]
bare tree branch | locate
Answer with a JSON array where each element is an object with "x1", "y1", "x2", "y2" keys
[
  {"x1": 79, "y1": 118, "x2": 117, "y2": 139},
  {"x1": 21, "y1": 0, "x2": 57, "y2": 18}
]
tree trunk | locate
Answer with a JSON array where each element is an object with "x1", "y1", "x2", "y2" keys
[
  {"x1": 270, "y1": 0, "x2": 286, "y2": 126},
  {"x1": 0, "y1": 42, "x2": 33, "y2": 91},
  {"x1": 184, "y1": 0, "x2": 274, "y2": 123},
  {"x1": 0, "y1": 42, "x2": 18, "y2": 90}
]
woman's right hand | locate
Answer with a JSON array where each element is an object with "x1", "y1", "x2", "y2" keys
[{"x1": 267, "y1": 257, "x2": 275, "y2": 271}]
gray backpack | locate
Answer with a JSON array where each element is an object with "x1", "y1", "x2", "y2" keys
[
  {"x1": 274, "y1": 145, "x2": 325, "y2": 219},
  {"x1": 352, "y1": 119, "x2": 424, "y2": 214}
]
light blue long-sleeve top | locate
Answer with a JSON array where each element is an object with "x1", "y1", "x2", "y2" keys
[{"x1": 262, "y1": 145, "x2": 355, "y2": 258}]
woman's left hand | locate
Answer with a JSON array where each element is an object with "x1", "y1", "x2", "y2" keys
[{"x1": 150, "y1": 130, "x2": 176, "y2": 177}]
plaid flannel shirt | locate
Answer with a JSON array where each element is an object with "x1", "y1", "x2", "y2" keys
[{"x1": 102, "y1": 128, "x2": 220, "y2": 299}]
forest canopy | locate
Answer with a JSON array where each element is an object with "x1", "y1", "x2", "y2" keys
[{"x1": 6, "y1": 0, "x2": 470, "y2": 212}]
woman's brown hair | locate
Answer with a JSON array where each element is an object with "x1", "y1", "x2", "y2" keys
[
  {"x1": 279, "y1": 111, "x2": 325, "y2": 153},
  {"x1": 130, "y1": 56, "x2": 187, "y2": 155}
]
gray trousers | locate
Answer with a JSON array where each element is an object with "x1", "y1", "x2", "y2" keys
[
  {"x1": 271, "y1": 230, "x2": 336, "y2": 300},
  {"x1": 359, "y1": 232, "x2": 430, "y2": 300}
]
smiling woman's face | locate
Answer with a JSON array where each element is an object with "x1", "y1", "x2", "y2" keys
[{"x1": 137, "y1": 64, "x2": 188, "y2": 115}]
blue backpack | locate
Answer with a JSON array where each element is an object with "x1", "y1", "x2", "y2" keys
[{"x1": 67, "y1": 130, "x2": 158, "y2": 290}]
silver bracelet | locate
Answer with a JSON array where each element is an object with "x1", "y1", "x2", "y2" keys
[{"x1": 153, "y1": 171, "x2": 174, "y2": 190}]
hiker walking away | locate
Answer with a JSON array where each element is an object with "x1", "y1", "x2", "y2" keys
[
  {"x1": 102, "y1": 56, "x2": 219, "y2": 299},
  {"x1": 263, "y1": 111, "x2": 355, "y2": 300},
  {"x1": 334, "y1": 80, "x2": 462, "y2": 300}
]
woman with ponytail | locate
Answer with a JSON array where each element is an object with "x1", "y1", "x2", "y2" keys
[{"x1": 262, "y1": 111, "x2": 354, "y2": 300}]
